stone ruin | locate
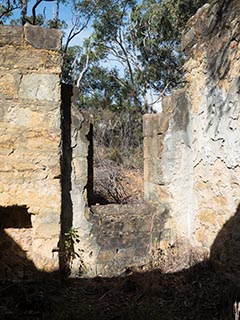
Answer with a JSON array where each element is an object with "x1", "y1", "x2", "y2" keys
[
  {"x1": 0, "y1": 0, "x2": 239, "y2": 280},
  {"x1": 144, "y1": 0, "x2": 240, "y2": 272}
]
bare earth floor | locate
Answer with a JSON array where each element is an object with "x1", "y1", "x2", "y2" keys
[{"x1": 0, "y1": 261, "x2": 239, "y2": 320}]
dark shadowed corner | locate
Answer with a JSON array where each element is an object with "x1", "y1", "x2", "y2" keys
[{"x1": 210, "y1": 203, "x2": 240, "y2": 283}]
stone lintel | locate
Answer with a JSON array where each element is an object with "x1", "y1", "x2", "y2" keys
[{"x1": 24, "y1": 23, "x2": 62, "y2": 50}]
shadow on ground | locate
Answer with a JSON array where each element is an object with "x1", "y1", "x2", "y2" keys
[{"x1": 1, "y1": 204, "x2": 240, "y2": 320}]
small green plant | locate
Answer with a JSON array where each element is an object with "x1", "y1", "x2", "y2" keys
[{"x1": 63, "y1": 228, "x2": 85, "y2": 276}]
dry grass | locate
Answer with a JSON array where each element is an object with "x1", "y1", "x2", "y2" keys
[{"x1": 93, "y1": 144, "x2": 144, "y2": 205}]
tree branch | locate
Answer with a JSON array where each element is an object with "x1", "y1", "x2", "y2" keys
[
  {"x1": 63, "y1": 0, "x2": 101, "y2": 54},
  {"x1": 32, "y1": 0, "x2": 55, "y2": 25},
  {"x1": 32, "y1": 0, "x2": 42, "y2": 25},
  {"x1": 0, "y1": 3, "x2": 19, "y2": 20},
  {"x1": 76, "y1": 40, "x2": 92, "y2": 88}
]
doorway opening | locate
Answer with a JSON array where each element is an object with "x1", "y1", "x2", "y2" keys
[{"x1": 90, "y1": 109, "x2": 144, "y2": 205}]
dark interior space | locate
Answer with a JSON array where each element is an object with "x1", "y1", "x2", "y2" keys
[
  {"x1": 0, "y1": 205, "x2": 34, "y2": 281},
  {"x1": 0, "y1": 205, "x2": 32, "y2": 229}
]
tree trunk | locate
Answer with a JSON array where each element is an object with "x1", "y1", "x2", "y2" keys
[{"x1": 21, "y1": 0, "x2": 28, "y2": 25}]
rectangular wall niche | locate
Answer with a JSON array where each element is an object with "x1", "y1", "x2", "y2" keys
[
  {"x1": 0, "y1": 205, "x2": 34, "y2": 280},
  {"x1": 0, "y1": 205, "x2": 32, "y2": 229}
]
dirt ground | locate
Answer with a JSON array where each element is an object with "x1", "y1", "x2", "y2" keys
[{"x1": 1, "y1": 260, "x2": 239, "y2": 320}]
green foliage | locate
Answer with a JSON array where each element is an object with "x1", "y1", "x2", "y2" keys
[
  {"x1": 1, "y1": 0, "x2": 214, "y2": 169},
  {"x1": 0, "y1": 0, "x2": 69, "y2": 27},
  {"x1": 62, "y1": 0, "x2": 213, "y2": 114},
  {"x1": 62, "y1": 0, "x2": 213, "y2": 174},
  {"x1": 92, "y1": 0, "x2": 136, "y2": 41},
  {"x1": 130, "y1": 2, "x2": 182, "y2": 91},
  {"x1": 79, "y1": 67, "x2": 138, "y2": 110},
  {"x1": 63, "y1": 228, "x2": 85, "y2": 276},
  {"x1": 130, "y1": 0, "x2": 213, "y2": 92},
  {"x1": 93, "y1": 107, "x2": 143, "y2": 163},
  {"x1": 64, "y1": 228, "x2": 80, "y2": 255},
  {"x1": 2, "y1": 0, "x2": 204, "y2": 110}
]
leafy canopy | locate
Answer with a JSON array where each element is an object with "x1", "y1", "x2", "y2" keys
[{"x1": 66, "y1": 0, "x2": 212, "y2": 111}]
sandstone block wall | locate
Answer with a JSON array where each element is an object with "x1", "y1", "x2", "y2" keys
[
  {"x1": 144, "y1": 0, "x2": 240, "y2": 261},
  {"x1": 144, "y1": 90, "x2": 190, "y2": 242},
  {"x1": 0, "y1": 24, "x2": 166, "y2": 280},
  {"x1": 0, "y1": 24, "x2": 62, "y2": 278}
]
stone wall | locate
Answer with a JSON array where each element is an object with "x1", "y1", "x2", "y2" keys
[
  {"x1": 0, "y1": 24, "x2": 168, "y2": 280},
  {"x1": 62, "y1": 87, "x2": 169, "y2": 277},
  {"x1": 0, "y1": 24, "x2": 62, "y2": 278},
  {"x1": 0, "y1": 24, "x2": 164, "y2": 279},
  {"x1": 88, "y1": 203, "x2": 169, "y2": 276},
  {"x1": 144, "y1": 0, "x2": 240, "y2": 258}
]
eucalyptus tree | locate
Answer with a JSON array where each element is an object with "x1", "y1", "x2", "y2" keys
[
  {"x1": 92, "y1": 0, "x2": 214, "y2": 111},
  {"x1": 0, "y1": 0, "x2": 67, "y2": 26},
  {"x1": 0, "y1": 0, "x2": 21, "y2": 23},
  {"x1": 130, "y1": 0, "x2": 213, "y2": 94},
  {"x1": 91, "y1": 0, "x2": 145, "y2": 111}
]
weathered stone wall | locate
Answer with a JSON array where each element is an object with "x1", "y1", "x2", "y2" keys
[
  {"x1": 0, "y1": 24, "x2": 62, "y2": 278},
  {"x1": 144, "y1": 90, "x2": 191, "y2": 243},
  {"x1": 1, "y1": 0, "x2": 239, "y2": 280},
  {"x1": 144, "y1": 0, "x2": 240, "y2": 257},
  {"x1": 0, "y1": 24, "x2": 165, "y2": 280},
  {"x1": 88, "y1": 203, "x2": 169, "y2": 276},
  {"x1": 63, "y1": 89, "x2": 170, "y2": 277},
  {"x1": 0, "y1": 24, "x2": 163, "y2": 280}
]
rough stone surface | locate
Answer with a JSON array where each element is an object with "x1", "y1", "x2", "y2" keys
[
  {"x1": 59, "y1": 87, "x2": 166, "y2": 278},
  {"x1": 24, "y1": 23, "x2": 62, "y2": 50},
  {"x1": 19, "y1": 74, "x2": 61, "y2": 101},
  {"x1": 0, "y1": 26, "x2": 62, "y2": 279},
  {"x1": 144, "y1": 0, "x2": 240, "y2": 274},
  {"x1": 70, "y1": 106, "x2": 95, "y2": 276},
  {"x1": 0, "y1": 26, "x2": 23, "y2": 46},
  {"x1": 65, "y1": 97, "x2": 171, "y2": 277},
  {"x1": 59, "y1": 84, "x2": 94, "y2": 277},
  {"x1": 89, "y1": 203, "x2": 169, "y2": 276}
]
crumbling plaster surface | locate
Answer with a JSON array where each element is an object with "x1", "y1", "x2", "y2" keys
[
  {"x1": 144, "y1": 0, "x2": 240, "y2": 253},
  {"x1": 183, "y1": 0, "x2": 240, "y2": 248}
]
